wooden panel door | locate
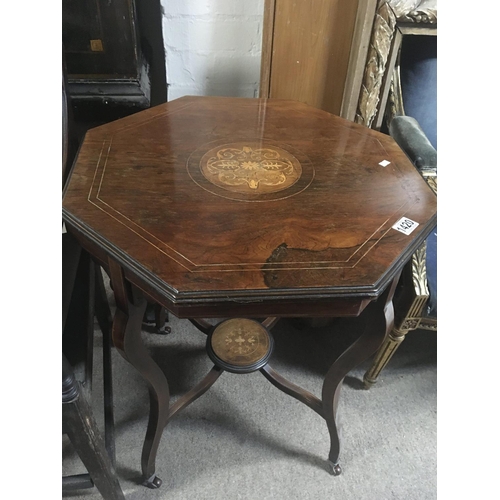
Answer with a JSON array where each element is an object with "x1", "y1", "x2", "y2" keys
[{"x1": 260, "y1": 0, "x2": 359, "y2": 115}]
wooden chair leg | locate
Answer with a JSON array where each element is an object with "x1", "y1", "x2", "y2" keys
[
  {"x1": 93, "y1": 264, "x2": 117, "y2": 464},
  {"x1": 363, "y1": 324, "x2": 410, "y2": 388},
  {"x1": 364, "y1": 243, "x2": 430, "y2": 388},
  {"x1": 63, "y1": 356, "x2": 125, "y2": 500}
]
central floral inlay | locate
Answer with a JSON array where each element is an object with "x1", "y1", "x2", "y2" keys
[
  {"x1": 224, "y1": 327, "x2": 258, "y2": 356},
  {"x1": 199, "y1": 143, "x2": 302, "y2": 194}
]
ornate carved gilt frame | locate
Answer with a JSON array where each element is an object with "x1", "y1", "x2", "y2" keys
[
  {"x1": 354, "y1": 0, "x2": 437, "y2": 129},
  {"x1": 362, "y1": 0, "x2": 437, "y2": 387}
]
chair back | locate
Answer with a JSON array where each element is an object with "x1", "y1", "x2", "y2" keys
[{"x1": 400, "y1": 35, "x2": 437, "y2": 149}]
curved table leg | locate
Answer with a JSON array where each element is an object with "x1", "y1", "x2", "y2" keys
[
  {"x1": 188, "y1": 318, "x2": 213, "y2": 335},
  {"x1": 109, "y1": 261, "x2": 170, "y2": 489},
  {"x1": 321, "y1": 278, "x2": 398, "y2": 474}
]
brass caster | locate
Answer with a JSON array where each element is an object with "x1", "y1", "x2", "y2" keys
[
  {"x1": 328, "y1": 461, "x2": 342, "y2": 476},
  {"x1": 142, "y1": 474, "x2": 162, "y2": 489},
  {"x1": 156, "y1": 325, "x2": 172, "y2": 335}
]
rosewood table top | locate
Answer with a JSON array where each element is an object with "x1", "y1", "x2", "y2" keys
[{"x1": 62, "y1": 96, "x2": 436, "y2": 317}]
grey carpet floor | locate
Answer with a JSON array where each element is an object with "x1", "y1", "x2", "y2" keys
[{"x1": 63, "y1": 298, "x2": 437, "y2": 500}]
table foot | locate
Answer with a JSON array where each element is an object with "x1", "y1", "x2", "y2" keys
[
  {"x1": 328, "y1": 461, "x2": 342, "y2": 476},
  {"x1": 142, "y1": 474, "x2": 162, "y2": 489},
  {"x1": 155, "y1": 325, "x2": 172, "y2": 335}
]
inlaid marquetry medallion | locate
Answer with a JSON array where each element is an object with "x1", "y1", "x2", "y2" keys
[
  {"x1": 200, "y1": 143, "x2": 302, "y2": 194},
  {"x1": 209, "y1": 318, "x2": 272, "y2": 370},
  {"x1": 187, "y1": 139, "x2": 315, "y2": 202}
]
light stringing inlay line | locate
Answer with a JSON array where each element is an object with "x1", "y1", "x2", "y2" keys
[{"x1": 84, "y1": 108, "x2": 417, "y2": 273}]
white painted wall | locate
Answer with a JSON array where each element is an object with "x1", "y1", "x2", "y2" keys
[{"x1": 161, "y1": 0, "x2": 265, "y2": 101}]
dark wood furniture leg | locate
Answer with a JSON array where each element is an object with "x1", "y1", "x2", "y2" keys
[
  {"x1": 154, "y1": 303, "x2": 171, "y2": 334},
  {"x1": 261, "y1": 278, "x2": 398, "y2": 475},
  {"x1": 63, "y1": 355, "x2": 125, "y2": 500},
  {"x1": 94, "y1": 263, "x2": 117, "y2": 465},
  {"x1": 104, "y1": 271, "x2": 397, "y2": 483},
  {"x1": 108, "y1": 259, "x2": 171, "y2": 489},
  {"x1": 322, "y1": 278, "x2": 398, "y2": 474}
]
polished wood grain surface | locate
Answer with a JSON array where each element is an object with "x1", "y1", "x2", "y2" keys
[
  {"x1": 262, "y1": 0, "x2": 359, "y2": 115},
  {"x1": 62, "y1": 96, "x2": 436, "y2": 312}
]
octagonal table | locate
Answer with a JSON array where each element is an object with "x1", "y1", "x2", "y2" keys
[{"x1": 62, "y1": 96, "x2": 437, "y2": 488}]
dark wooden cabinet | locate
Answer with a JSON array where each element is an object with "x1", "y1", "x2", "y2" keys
[{"x1": 63, "y1": 0, "x2": 167, "y2": 122}]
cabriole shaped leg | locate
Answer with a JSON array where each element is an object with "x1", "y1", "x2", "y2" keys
[
  {"x1": 109, "y1": 260, "x2": 171, "y2": 488},
  {"x1": 322, "y1": 278, "x2": 398, "y2": 473}
]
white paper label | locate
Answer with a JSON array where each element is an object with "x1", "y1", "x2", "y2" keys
[
  {"x1": 392, "y1": 217, "x2": 419, "y2": 235},
  {"x1": 379, "y1": 160, "x2": 391, "y2": 167}
]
